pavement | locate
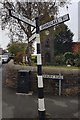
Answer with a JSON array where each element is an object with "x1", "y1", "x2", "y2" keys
[
  {"x1": 2, "y1": 89, "x2": 80, "y2": 119},
  {"x1": 1, "y1": 65, "x2": 80, "y2": 119}
]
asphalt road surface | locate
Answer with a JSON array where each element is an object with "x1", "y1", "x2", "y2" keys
[{"x1": 1, "y1": 65, "x2": 80, "y2": 119}]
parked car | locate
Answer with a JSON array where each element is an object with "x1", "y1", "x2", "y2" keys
[{"x1": 2, "y1": 55, "x2": 9, "y2": 64}]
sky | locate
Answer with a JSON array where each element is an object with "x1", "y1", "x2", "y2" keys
[
  {"x1": 0, "y1": 0, "x2": 80, "y2": 49},
  {"x1": 59, "y1": 0, "x2": 79, "y2": 42}
]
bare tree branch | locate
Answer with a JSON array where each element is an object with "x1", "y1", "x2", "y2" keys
[{"x1": 18, "y1": 20, "x2": 28, "y2": 35}]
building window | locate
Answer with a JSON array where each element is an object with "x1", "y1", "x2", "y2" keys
[
  {"x1": 45, "y1": 53, "x2": 51, "y2": 63},
  {"x1": 45, "y1": 39, "x2": 50, "y2": 48}
]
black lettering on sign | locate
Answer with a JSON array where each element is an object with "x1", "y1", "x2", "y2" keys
[{"x1": 43, "y1": 74, "x2": 63, "y2": 80}]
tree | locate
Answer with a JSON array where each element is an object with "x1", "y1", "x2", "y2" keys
[
  {"x1": 53, "y1": 23, "x2": 74, "y2": 55},
  {"x1": 0, "y1": 0, "x2": 71, "y2": 65},
  {"x1": 7, "y1": 41, "x2": 27, "y2": 55},
  {"x1": 7, "y1": 41, "x2": 34, "y2": 63}
]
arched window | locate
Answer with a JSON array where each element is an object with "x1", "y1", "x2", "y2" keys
[
  {"x1": 45, "y1": 53, "x2": 51, "y2": 63},
  {"x1": 45, "y1": 39, "x2": 50, "y2": 48}
]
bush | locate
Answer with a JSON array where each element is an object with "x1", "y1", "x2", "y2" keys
[
  {"x1": 63, "y1": 52, "x2": 74, "y2": 62},
  {"x1": 74, "y1": 54, "x2": 80, "y2": 67},
  {"x1": 63, "y1": 52, "x2": 74, "y2": 65},
  {"x1": 14, "y1": 52, "x2": 24, "y2": 63},
  {"x1": 31, "y1": 55, "x2": 37, "y2": 64},
  {"x1": 54, "y1": 54, "x2": 64, "y2": 66}
]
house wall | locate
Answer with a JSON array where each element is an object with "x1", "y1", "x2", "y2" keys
[{"x1": 72, "y1": 42, "x2": 80, "y2": 54}]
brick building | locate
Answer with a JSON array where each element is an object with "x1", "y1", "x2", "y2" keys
[{"x1": 72, "y1": 42, "x2": 80, "y2": 54}]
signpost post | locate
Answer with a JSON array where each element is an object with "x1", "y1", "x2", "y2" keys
[
  {"x1": 9, "y1": 9, "x2": 70, "y2": 120},
  {"x1": 59, "y1": 79, "x2": 62, "y2": 96},
  {"x1": 35, "y1": 17, "x2": 45, "y2": 120}
]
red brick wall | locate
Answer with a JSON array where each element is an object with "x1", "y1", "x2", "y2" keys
[{"x1": 72, "y1": 42, "x2": 80, "y2": 54}]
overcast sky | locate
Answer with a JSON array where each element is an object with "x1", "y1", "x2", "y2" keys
[
  {"x1": 0, "y1": 0, "x2": 80, "y2": 49},
  {"x1": 59, "y1": 0, "x2": 79, "y2": 42}
]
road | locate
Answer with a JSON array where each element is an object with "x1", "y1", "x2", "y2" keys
[{"x1": 1, "y1": 65, "x2": 80, "y2": 119}]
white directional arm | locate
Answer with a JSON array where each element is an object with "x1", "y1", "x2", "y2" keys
[
  {"x1": 40, "y1": 14, "x2": 70, "y2": 31},
  {"x1": 29, "y1": 33, "x2": 36, "y2": 42},
  {"x1": 9, "y1": 10, "x2": 36, "y2": 27}
]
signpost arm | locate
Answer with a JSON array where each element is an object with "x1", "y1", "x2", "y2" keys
[
  {"x1": 9, "y1": 9, "x2": 36, "y2": 27},
  {"x1": 35, "y1": 17, "x2": 45, "y2": 120}
]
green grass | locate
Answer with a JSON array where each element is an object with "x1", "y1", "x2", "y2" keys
[
  {"x1": 43, "y1": 65, "x2": 79, "y2": 70},
  {"x1": 16, "y1": 63, "x2": 80, "y2": 70}
]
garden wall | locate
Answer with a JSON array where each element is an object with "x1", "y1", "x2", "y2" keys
[{"x1": 5, "y1": 62, "x2": 80, "y2": 96}]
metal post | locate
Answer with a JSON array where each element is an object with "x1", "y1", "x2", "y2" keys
[
  {"x1": 59, "y1": 74, "x2": 62, "y2": 96},
  {"x1": 59, "y1": 80, "x2": 61, "y2": 96},
  {"x1": 35, "y1": 17, "x2": 45, "y2": 120}
]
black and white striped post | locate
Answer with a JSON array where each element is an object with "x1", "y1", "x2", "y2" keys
[
  {"x1": 9, "y1": 9, "x2": 70, "y2": 120},
  {"x1": 35, "y1": 17, "x2": 45, "y2": 120}
]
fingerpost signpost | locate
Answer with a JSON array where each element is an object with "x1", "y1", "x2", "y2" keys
[{"x1": 9, "y1": 8, "x2": 70, "y2": 120}]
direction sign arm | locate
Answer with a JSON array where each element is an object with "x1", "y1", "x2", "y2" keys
[
  {"x1": 31, "y1": 27, "x2": 35, "y2": 33},
  {"x1": 40, "y1": 14, "x2": 70, "y2": 31},
  {"x1": 9, "y1": 9, "x2": 36, "y2": 27},
  {"x1": 28, "y1": 37, "x2": 36, "y2": 43},
  {"x1": 28, "y1": 33, "x2": 36, "y2": 42},
  {"x1": 9, "y1": 9, "x2": 18, "y2": 20}
]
